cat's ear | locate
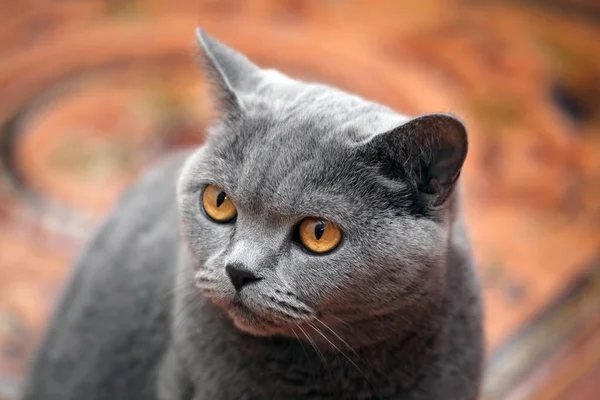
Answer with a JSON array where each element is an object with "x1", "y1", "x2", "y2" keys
[
  {"x1": 195, "y1": 28, "x2": 261, "y2": 119},
  {"x1": 363, "y1": 114, "x2": 468, "y2": 207}
]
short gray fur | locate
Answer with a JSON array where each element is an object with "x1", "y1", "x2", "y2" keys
[{"x1": 21, "y1": 29, "x2": 483, "y2": 400}]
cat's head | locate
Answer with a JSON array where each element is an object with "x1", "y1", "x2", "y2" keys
[{"x1": 177, "y1": 29, "x2": 468, "y2": 339}]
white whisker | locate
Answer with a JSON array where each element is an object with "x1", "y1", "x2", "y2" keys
[
  {"x1": 307, "y1": 322, "x2": 368, "y2": 380},
  {"x1": 314, "y1": 317, "x2": 368, "y2": 366},
  {"x1": 291, "y1": 327, "x2": 310, "y2": 361},
  {"x1": 296, "y1": 324, "x2": 332, "y2": 380}
]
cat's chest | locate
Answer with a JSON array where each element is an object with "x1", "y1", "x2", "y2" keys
[
  {"x1": 193, "y1": 353, "x2": 400, "y2": 400},
  {"x1": 182, "y1": 332, "x2": 419, "y2": 400},
  {"x1": 174, "y1": 296, "x2": 431, "y2": 399}
]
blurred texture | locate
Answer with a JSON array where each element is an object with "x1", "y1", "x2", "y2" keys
[{"x1": 0, "y1": 1, "x2": 599, "y2": 399}]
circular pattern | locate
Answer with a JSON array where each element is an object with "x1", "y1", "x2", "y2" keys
[
  {"x1": 16, "y1": 80, "x2": 156, "y2": 214},
  {"x1": 2, "y1": 62, "x2": 209, "y2": 220}
]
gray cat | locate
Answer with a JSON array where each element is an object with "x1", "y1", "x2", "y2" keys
[{"x1": 21, "y1": 29, "x2": 483, "y2": 400}]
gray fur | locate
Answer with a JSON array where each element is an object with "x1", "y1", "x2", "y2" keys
[{"x1": 22, "y1": 29, "x2": 483, "y2": 400}]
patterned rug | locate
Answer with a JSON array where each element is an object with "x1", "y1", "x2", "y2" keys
[{"x1": 1, "y1": 1, "x2": 599, "y2": 398}]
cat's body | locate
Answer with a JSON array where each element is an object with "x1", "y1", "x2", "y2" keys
[{"x1": 22, "y1": 30, "x2": 483, "y2": 400}]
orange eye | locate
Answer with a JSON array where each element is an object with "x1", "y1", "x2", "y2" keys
[
  {"x1": 202, "y1": 185, "x2": 237, "y2": 222},
  {"x1": 298, "y1": 218, "x2": 342, "y2": 254}
]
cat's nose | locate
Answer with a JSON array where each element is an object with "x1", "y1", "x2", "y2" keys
[{"x1": 225, "y1": 263, "x2": 262, "y2": 292}]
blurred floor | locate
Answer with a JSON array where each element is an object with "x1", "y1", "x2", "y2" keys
[{"x1": 0, "y1": 1, "x2": 599, "y2": 399}]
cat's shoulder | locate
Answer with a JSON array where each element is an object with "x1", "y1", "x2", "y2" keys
[{"x1": 21, "y1": 150, "x2": 193, "y2": 400}]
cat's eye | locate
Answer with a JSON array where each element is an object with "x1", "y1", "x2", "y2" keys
[
  {"x1": 202, "y1": 184, "x2": 237, "y2": 223},
  {"x1": 298, "y1": 218, "x2": 342, "y2": 254}
]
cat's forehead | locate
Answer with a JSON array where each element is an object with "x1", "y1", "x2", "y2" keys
[
  {"x1": 208, "y1": 119, "x2": 358, "y2": 214},
  {"x1": 251, "y1": 80, "x2": 403, "y2": 138},
  {"x1": 213, "y1": 82, "x2": 405, "y2": 156}
]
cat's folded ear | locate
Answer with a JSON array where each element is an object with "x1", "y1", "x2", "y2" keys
[
  {"x1": 362, "y1": 114, "x2": 468, "y2": 207},
  {"x1": 195, "y1": 28, "x2": 262, "y2": 119}
]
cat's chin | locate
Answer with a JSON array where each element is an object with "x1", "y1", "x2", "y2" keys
[
  {"x1": 230, "y1": 316, "x2": 282, "y2": 336},
  {"x1": 226, "y1": 303, "x2": 288, "y2": 337}
]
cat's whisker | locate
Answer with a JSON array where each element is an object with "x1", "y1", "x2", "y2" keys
[
  {"x1": 162, "y1": 267, "x2": 214, "y2": 300},
  {"x1": 328, "y1": 314, "x2": 352, "y2": 328},
  {"x1": 314, "y1": 317, "x2": 365, "y2": 364},
  {"x1": 174, "y1": 284, "x2": 202, "y2": 309},
  {"x1": 261, "y1": 294, "x2": 313, "y2": 315},
  {"x1": 194, "y1": 283, "x2": 217, "y2": 290},
  {"x1": 290, "y1": 327, "x2": 310, "y2": 361},
  {"x1": 307, "y1": 322, "x2": 368, "y2": 381},
  {"x1": 162, "y1": 282, "x2": 197, "y2": 301},
  {"x1": 195, "y1": 276, "x2": 219, "y2": 283},
  {"x1": 296, "y1": 324, "x2": 332, "y2": 380},
  {"x1": 161, "y1": 274, "x2": 193, "y2": 299},
  {"x1": 262, "y1": 307, "x2": 299, "y2": 322},
  {"x1": 175, "y1": 297, "x2": 202, "y2": 321},
  {"x1": 172, "y1": 295, "x2": 206, "y2": 340}
]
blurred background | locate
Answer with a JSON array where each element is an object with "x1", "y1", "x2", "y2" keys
[{"x1": 0, "y1": 0, "x2": 599, "y2": 399}]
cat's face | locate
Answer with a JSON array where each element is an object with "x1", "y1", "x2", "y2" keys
[{"x1": 177, "y1": 29, "x2": 468, "y2": 338}]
